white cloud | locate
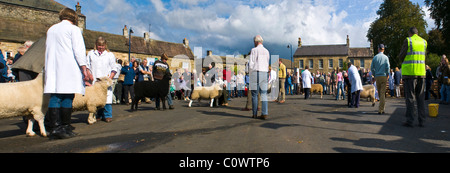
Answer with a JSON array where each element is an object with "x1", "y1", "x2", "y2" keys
[
  {"x1": 150, "y1": 0, "x2": 167, "y2": 13},
  {"x1": 176, "y1": 0, "x2": 209, "y2": 6},
  {"x1": 422, "y1": 6, "x2": 436, "y2": 31},
  {"x1": 155, "y1": 0, "x2": 373, "y2": 54},
  {"x1": 60, "y1": 0, "x2": 380, "y2": 57}
]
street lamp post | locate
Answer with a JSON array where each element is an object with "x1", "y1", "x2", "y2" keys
[
  {"x1": 287, "y1": 44, "x2": 293, "y2": 69},
  {"x1": 128, "y1": 27, "x2": 134, "y2": 63}
]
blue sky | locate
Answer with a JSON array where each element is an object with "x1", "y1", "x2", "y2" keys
[{"x1": 55, "y1": 0, "x2": 434, "y2": 59}]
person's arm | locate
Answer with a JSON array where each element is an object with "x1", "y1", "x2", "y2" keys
[
  {"x1": 398, "y1": 39, "x2": 408, "y2": 62},
  {"x1": 72, "y1": 27, "x2": 93, "y2": 86},
  {"x1": 385, "y1": 57, "x2": 390, "y2": 78}
]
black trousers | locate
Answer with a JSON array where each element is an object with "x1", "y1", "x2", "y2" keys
[
  {"x1": 304, "y1": 88, "x2": 310, "y2": 99},
  {"x1": 404, "y1": 78, "x2": 426, "y2": 125},
  {"x1": 123, "y1": 84, "x2": 135, "y2": 104},
  {"x1": 351, "y1": 90, "x2": 361, "y2": 108}
]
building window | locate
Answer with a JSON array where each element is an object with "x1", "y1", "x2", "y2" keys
[
  {"x1": 299, "y1": 60, "x2": 304, "y2": 69},
  {"x1": 309, "y1": 59, "x2": 313, "y2": 69},
  {"x1": 328, "y1": 59, "x2": 333, "y2": 69},
  {"x1": 360, "y1": 58, "x2": 365, "y2": 68},
  {"x1": 339, "y1": 59, "x2": 343, "y2": 68},
  {"x1": 319, "y1": 59, "x2": 323, "y2": 69}
]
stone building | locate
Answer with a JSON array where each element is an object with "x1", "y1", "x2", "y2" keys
[
  {"x1": 0, "y1": 0, "x2": 194, "y2": 72},
  {"x1": 293, "y1": 36, "x2": 374, "y2": 74}
]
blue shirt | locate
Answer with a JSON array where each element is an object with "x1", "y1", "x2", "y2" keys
[
  {"x1": 371, "y1": 52, "x2": 390, "y2": 77},
  {"x1": 0, "y1": 50, "x2": 9, "y2": 82},
  {"x1": 121, "y1": 65, "x2": 135, "y2": 85}
]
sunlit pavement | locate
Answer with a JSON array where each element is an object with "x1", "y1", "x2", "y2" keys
[{"x1": 0, "y1": 94, "x2": 449, "y2": 153}]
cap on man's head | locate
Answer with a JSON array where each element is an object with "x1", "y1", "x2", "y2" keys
[
  {"x1": 378, "y1": 44, "x2": 385, "y2": 50},
  {"x1": 161, "y1": 53, "x2": 169, "y2": 60}
]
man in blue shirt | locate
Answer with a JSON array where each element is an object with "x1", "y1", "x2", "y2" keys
[
  {"x1": 0, "y1": 49, "x2": 9, "y2": 83},
  {"x1": 371, "y1": 44, "x2": 390, "y2": 114}
]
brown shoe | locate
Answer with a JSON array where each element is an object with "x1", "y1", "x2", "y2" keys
[
  {"x1": 260, "y1": 115, "x2": 268, "y2": 120},
  {"x1": 279, "y1": 100, "x2": 285, "y2": 104},
  {"x1": 105, "y1": 118, "x2": 112, "y2": 123}
]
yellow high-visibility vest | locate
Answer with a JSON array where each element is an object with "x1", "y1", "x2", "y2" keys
[{"x1": 402, "y1": 34, "x2": 427, "y2": 76}]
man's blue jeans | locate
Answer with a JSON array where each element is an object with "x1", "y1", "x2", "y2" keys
[
  {"x1": 250, "y1": 71, "x2": 268, "y2": 116},
  {"x1": 49, "y1": 94, "x2": 74, "y2": 108},
  {"x1": 441, "y1": 84, "x2": 450, "y2": 102},
  {"x1": 156, "y1": 88, "x2": 173, "y2": 108},
  {"x1": 97, "y1": 104, "x2": 112, "y2": 119}
]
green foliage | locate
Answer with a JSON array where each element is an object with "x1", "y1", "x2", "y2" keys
[
  {"x1": 367, "y1": 0, "x2": 428, "y2": 68},
  {"x1": 427, "y1": 29, "x2": 448, "y2": 55},
  {"x1": 425, "y1": 0, "x2": 450, "y2": 55},
  {"x1": 426, "y1": 53, "x2": 441, "y2": 75}
]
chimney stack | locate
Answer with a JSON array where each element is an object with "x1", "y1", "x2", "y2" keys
[
  {"x1": 183, "y1": 38, "x2": 189, "y2": 48},
  {"x1": 75, "y1": 2, "x2": 81, "y2": 14},
  {"x1": 298, "y1": 37, "x2": 302, "y2": 48},
  {"x1": 123, "y1": 25, "x2": 128, "y2": 38},
  {"x1": 346, "y1": 35, "x2": 350, "y2": 47},
  {"x1": 370, "y1": 39, "x2": 374, "y2": 55},
  {"x1": 144, "y1": 32, "x2": 150, "y2": 42}
]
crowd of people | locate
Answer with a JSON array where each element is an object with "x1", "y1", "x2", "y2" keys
[{"x1": 1, "y1": 8, "x2": 449, "y2": 139}]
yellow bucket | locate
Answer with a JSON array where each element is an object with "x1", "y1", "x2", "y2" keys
[{"x1": 428, "y1": 104, "x2": 439, "y2": 118}]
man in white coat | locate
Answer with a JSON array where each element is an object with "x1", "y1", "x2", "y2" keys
[
  {"x1": 87, "y1": 37, "x2": 118, "y2": 123},
  {"x1": 347, "y1": 62, "x2": 363, "y2": 108},
  {"x1": 302, "y1": 66, "x2": 312, "y2": 99},
  {"x1": 44, "y1": 8, "x2": 93, "y2": 139}
]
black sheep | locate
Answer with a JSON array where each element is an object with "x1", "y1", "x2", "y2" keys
[{"x1": 131, "y1": 73, "x2": 172, "y2": 111}]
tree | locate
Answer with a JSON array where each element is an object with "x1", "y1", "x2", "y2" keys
[
  {"x1": 426, "y1": 53, "x2": 441, "y2": 76},
  {"x1": 425, "y1": 0, "x2": 450, "y2": 55},
  {"x1": 427, "y1": 29, "x2": 447, "y2": 55},
  {"x1": 367, "y1": 0, "x2": 428, "y2": 69}
]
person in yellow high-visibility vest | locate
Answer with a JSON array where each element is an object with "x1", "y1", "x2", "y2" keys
[{"x1": 398, "y1": 27, "x2": 427, "y2": 128}]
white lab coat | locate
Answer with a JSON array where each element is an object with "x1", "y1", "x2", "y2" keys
[
  {"x1": 348, "y1": 65, "x2": 363, "y2": 93},
  {"x1": 44, "y1": 20, "x2": 87, "y2": 95},
  {"x1": 302, "y1": 69, "x2": 312, "y2": 89},
  {"x1": 87, "y1": 50, "x2": 118, "y2": 104}
]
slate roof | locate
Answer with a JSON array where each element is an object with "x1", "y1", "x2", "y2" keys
[
  {"x1": 294, "y1": 44, "x2": 373, "y2": 58},
  {"x1": 294, "y1": 44, "x2": 349, "y2": 57},
  {"x1": 83, "y1": 30, "x2": 194, "y2": 59},
  {"x1": 0, "y1": 1, "x2": 194, "y2": 59},
  {"x1": 348, "y1": 47, "x2": 373, "y2": 58},
  {"x1": 0, "y1": 17, "x2": 49, "y2": 43},
  {"x1": 0, "y1": 0, "x2": 81, "y2": 15}
]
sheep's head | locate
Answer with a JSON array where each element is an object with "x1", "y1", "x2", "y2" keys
[
  {"x1": 96, "y1": 77, "x2": 113, "y2": 88},
  {"x1": 164, "y1": 72, "x2": 173, "y2": 81},
  {"x1": 213, "y1": 83, "x2": 223, "y2": 90}
]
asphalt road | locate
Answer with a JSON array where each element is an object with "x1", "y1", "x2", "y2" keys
[{"x1": 0, "y1": 94, "x2": 449, "y2": 153}]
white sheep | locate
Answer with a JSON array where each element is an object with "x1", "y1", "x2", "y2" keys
[
  {"x1": 188, "y1": 83, "x2": 223, "y2": 108},
  {"x1": 72, "y1": 77, "x2": 113, "y2": 125},
  {"x1": 360, "y1": 85, "x2": 376, "y2": 107},
  {"x1": 0, "y1": 73, "x2": 48, "y2": 137}
]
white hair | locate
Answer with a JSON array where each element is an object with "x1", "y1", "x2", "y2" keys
[
  {"x1": 254, "y1": 35, "x2": 263, "y2": 43},
  {"x1": 24, "y1": 40, "x2": 34, "y2": 48}
]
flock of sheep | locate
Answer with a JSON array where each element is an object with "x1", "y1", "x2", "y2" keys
[{"x1": 0, "y1": 72, "x2": 376, "y2": 137}]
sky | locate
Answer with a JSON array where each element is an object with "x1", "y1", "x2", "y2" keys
[{"x1": 55, "y1": 0, "x2": 435, "y2": 59}]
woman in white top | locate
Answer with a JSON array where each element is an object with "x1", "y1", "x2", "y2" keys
[{"x1": 86, "y1": 37, "x2": 118, "y2": 123}]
